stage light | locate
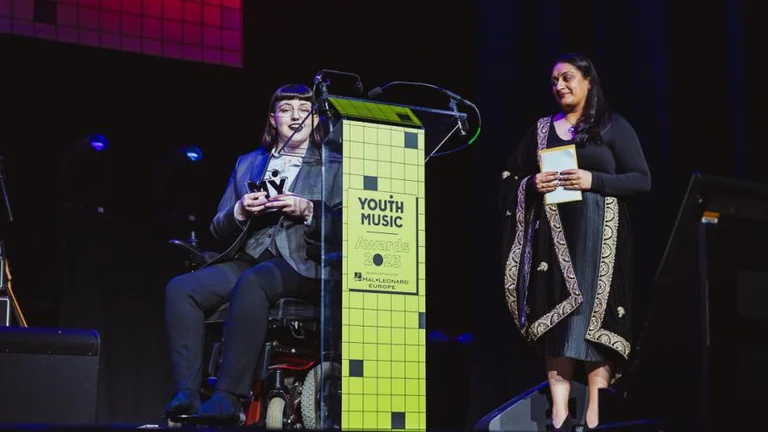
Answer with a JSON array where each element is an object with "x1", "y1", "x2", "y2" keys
[
  {"x1": 89, "y1": 134, "x2": 108, "y2": 151},
  {"x1": 61, "y1": 134, "x2": 117, "y2": 211},
  {"x1": 456, "y1": 332, "x2": 473, "y2": 345},
  {"x1": 427, "y1": 330, "x2": 449, "y2": 343},
  {"x1": 184, "y1": 145, "x2": 203, "y2": 162}
]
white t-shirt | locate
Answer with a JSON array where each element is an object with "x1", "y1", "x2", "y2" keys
[{"x1": 262, "y1": 147, "x2": 304, "y2": 196}]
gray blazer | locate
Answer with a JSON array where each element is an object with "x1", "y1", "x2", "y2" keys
[{"x1": 208, "y1": 145, "x2": 342, "y2": 279}]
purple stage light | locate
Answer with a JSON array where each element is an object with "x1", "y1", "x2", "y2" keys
[
  {"x1": 89, "y1": 134, "x2": 107, "y2": 151},
  {"x1": 184, "y1": 145, "x2": 203, "y2": 162}
]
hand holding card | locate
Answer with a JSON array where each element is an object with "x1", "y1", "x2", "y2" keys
[
  {"x1": 235, "y1": 187, "x2": 269, "y2": 221},
  {"x1": 538, "y1": 144, "x2": 582, "y2": 205},
  {"x1": 264, "y1": 193, "x2": 314, "y2": 221}
]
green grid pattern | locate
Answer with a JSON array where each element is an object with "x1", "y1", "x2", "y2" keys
[
  {"x1": 341, "y1": 119, "x2": 427, "y2": 431},
  {"x1": 329, "y1": 97, "x2": 423, "y2": 128}
]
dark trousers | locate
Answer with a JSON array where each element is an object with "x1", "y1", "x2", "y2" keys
[{"x1": 165, "y1": 251, "x2": 317, "y2": 396}]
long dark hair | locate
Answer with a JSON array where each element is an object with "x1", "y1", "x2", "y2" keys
[
  {"x1": 553, "y1": 53, "x2": 612, "y2": 145},
  {"x1": 260, "y1": 83, "x2": 325, "y2": 150}
]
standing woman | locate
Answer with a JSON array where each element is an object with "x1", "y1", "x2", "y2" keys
[{"x1": 500, "y1": 53, "x2": 651, "y2": 431}]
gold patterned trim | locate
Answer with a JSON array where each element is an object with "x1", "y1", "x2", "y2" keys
[
  {"x1": 503, "y1": 179, "x2": 528, "y2": 334},
  {"x1": 525, "y1": 116, "x2": 584, "y2": 341},
  {"x1": 584, "y1": 197, "x2": 631, "y2": 359},
  {"x1": 536, "y1": 117, "x2": 550, "y2": 148},
  {"x1": 503, "y1": 116, "x2": 552, "y2": 333},
  {"x1": 527, "y1": 203, "x2": 583, "y2": 341},
  {"x1": 504, "y1": 115, "x2": 631, "y2": 364}
]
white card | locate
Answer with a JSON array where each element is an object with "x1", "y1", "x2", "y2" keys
[{"x1": 538, "y1": 145, "x2": 582, "y2": 205}]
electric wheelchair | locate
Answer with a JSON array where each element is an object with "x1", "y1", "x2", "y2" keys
[{"x1": 167, "y1": 238, "x2": 341, "y2": 430}]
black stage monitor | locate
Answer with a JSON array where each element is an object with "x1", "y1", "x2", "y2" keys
[{"x1": 641, "y1": 172, "x2": 768, "y2": 432}]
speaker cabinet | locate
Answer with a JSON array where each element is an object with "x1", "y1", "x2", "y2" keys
[
  {"x1": 0, "y1": 326, "x2": 100, "y2": 425},
  {"x1": 473, "y1": 380, "x2": 588, "y2": 432}
]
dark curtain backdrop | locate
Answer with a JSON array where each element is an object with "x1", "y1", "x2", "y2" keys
[
  {"x1": 468, "y1": 0, "x2": 764, "y2": 428},
  {"x1": 0, "y1": 35, "x2": 255, "y2": 424}
]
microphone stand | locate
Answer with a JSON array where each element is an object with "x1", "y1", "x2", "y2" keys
[
  {"x1": 422, "y1": 97, "x2": 471, "y2": 163},
  {"x1": 312, "y1": 69, "x2": 365, "y2": 139},
  {"x1": 316, "y1": 78, "x2": 334, "y2": 136},
  {"x1": 274, "y1": 99, "x2": 324, "y2": 164},
  {"x1": 0, "y1": 156, "x2": 27, "y2": 327},
  {"x1": 449, "y1": 98, "x2": 469, "y2": 138},
  {"x1": 0, "y1": 156, "x2": 12, "y2": 224}
]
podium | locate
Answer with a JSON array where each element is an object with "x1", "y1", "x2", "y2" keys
[{"x1": 312, "y1": 95, "x2": 469, "y2": 431}]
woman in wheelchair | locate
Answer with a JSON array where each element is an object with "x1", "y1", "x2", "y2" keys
[{"x1": 163, "y1": 83, "x2": 341, "y2": 426}]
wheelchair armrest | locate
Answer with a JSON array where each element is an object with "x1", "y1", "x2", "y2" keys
[{"x1": 169, "y1": 239, "x2": 211, "y2": 266}]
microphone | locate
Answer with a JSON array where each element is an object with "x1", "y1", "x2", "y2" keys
[
  {"x1": 313, "y1": 71, "x2": 332, "y2": 124},
  {"x1": 367, "y1": 86, "x2": 385, "y2": 99},
  {"x1": 313, "y1": 70, "x2": 324, "y2": 88}
]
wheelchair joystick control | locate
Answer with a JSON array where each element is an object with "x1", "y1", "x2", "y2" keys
[
  {"x1": 188, "y1": 230, "x2": 199, "y2": 249},
  {"x1": 187, "y1": 215, "x2": 200, "y2": 248}
]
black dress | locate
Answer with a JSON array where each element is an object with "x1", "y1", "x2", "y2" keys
[{"x1": 500, "y1": 114, "x2": 650, "y2": 372}]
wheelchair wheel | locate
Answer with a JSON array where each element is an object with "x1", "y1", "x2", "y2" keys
[
  {"x1": 300, "y1": 361, "x2": 341, "y2": 430},
  {"x1": 265, "y1": 397, "x2": 286, "y2": 430}
]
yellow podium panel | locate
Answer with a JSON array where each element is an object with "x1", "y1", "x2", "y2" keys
[{"x1": 341, "y1": 119, "x2": 427, "y2": 431}]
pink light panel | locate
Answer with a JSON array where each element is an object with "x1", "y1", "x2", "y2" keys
[{"x1": 0, "y1": 0, "x2": 242, "y2": 67}]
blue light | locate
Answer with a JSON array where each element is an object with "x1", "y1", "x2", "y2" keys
[
  {"x1": 184, "y1": 145, "x2": 203, "y2": 162},
  {"x1": 89, "y1": 134, "x2": 107, "y2": 151},
  {"x1": 456, "y1": 332, "x2": 473, "y2": 345},
  {"x1": 427, "y1": 330, "x2": 449, "y2": 343}
]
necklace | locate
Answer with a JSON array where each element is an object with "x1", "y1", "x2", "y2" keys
[{"x1": 565, "y1": 118, "x2": 576, "y2": 135}]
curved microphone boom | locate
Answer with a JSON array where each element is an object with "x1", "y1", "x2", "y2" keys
[
  {"x1": 367, "y1": 81, "x2": 465, "y2": 103},
  {"x1": 367, "y1": 81, "x2": 482, "y2": 160},
  {"x1": 313, "y1": 69, "x2": 364, "y2": 96}
]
